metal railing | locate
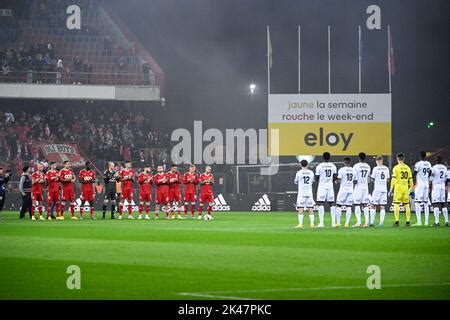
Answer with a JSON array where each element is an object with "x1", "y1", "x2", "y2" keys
[{"x1": 0, "y1": 70, "x2": 156, "y2": 86}]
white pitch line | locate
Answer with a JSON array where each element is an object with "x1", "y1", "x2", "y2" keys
[
  {"x1": 178, "y1": 292, "x2": 254, "y2": 300},
  {"x1": 180, "y1": 282, "x2": 450, "y2": 298}
]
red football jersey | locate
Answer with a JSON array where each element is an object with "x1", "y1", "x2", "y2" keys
[
  {"x1": 153, "y1": 172, "x2": 169, "y2": 191},
  {"x1": 183, "y1": 172, "x2": 199, "y2": 194},
  {"x1": 31, "y1": 171, "x2": 45, "y2": 194},
  {"x1": 199, "y1": 173, "x2": 214, "y2": 195},
  {"x1": 79, "y1": 169, "x2": 96, "y2": 192},
  {"x1": 120, "y1": 168, "x2": 135, "y2": 190},
  {"x1": 59, "y1": 168, "x2": 75, "y2": 191},
  {"x1": 167, "y1": 171, "x2": 182, "y2": 189},
  {"x1": 138, "y1": 172, "x2": 153, "y2": 194},
  {"x1": 46, "y1": 170, "x2": 60, "y2": 193}
]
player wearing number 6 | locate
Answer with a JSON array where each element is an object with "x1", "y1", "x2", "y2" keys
[{"x1": 389, "y1": 153, "x2": 414, "y2": 227}]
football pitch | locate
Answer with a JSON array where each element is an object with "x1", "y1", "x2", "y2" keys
[{"x1": 0, "y1": 211, "x2": 449, "y2": 300}]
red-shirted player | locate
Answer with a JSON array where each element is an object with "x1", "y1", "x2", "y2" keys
[
  {"x1": 45, "y1": 162, "x2": 60, "y2": 220},
  {"x1": 78, "y1": 161, "x2": 96, "y2": 219},
  {"x1": 199, "y1": 166, "x2": 214, "y2": 220},
  {"x1": 31, "y1": 163, "x2": 46, "y2": 220},
  {"x1": 183, "y1": 164, "x2": 199, "y2": 218},
  {"x1": 137, "y1": 165, "x2": 153, "y2": 220},
  {"x1": 168, "y1": 164, "x2": 184, "y2": 219},
  {"x1": 119, "y1": 161, "x2": 135, "y2": 220},
  {"x1": 153, "y1": 165, "x2": 170, "y2": 219},
  {"x1": 60, "y1": 160, "x2": 77, "y2": 220}
]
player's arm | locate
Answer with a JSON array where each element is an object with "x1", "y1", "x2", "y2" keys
[
  {"x1": 389, "y1": 167, "x2": 397, "y2": 192},
  {"x1": 294, "y1": 173, "x2": 299, "y2": 185},
  {"x1": 408, "y1": 169, "x2": 414, "y2": 190}
]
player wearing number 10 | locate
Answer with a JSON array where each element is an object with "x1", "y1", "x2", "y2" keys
[{"x1": 389, "y1": 153, "x2": 414, "y2": 227}]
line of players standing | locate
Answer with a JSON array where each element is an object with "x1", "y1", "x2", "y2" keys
[
  {"x1": 29, "y1": 160, "x2": 216, "y2": 221},
  {"x1": 294, "y1": 151, "x2": 449, "y2": 228}
]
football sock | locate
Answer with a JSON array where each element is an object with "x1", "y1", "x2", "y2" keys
[
  {"x1": 102, "y1": 204, "x2": 107, "y2": 216},
  {"x1": 354, "y1": 206, "x2": 361, "y2": 224},
  {"x1": 330, "y1": 206, "x2": 336, "y2": 226},
  {"x1": 443, "y1": 207, "x2": 448, "y2": 223},
  {"x1": 191, "y1": 204, "x2": 195, "y2": 216},
  {"x1": 318, "y1": 206, "x2": 324, "y2": 225},
  {"x1": 39, "y1": 206, "x2": 43, "y2": 216},
  {"x1": 433, "y1": 207, "x2": 439, "y2": 224},
  {"x1": 31, "y1": 205, "x2": 36, "y2": 217},
  {"x1": 184, "y1": 203, "x2": 188, "y2": 215},
  {"x1": 146, "y1": 205, "x2": 150, "y2": 214},
  {"x1": 345, "y1": 207, "x2": 352, "y2": 225},
  {"x1": 309, "y1": 213, "x2": 314, "y2": 226},
  {"x1": 139, "y1": 204, "x2": 143, "y2": 214},
  {"x1": 61, "y1": 204, "x2": 65, "y2": 216},
  {"x1": 90, "y1": 206, "x2": 94, "y2": 217},
  {"x1": 405, "y1": 204, "x2": 411, "y2": 222},
  {"x1": 393, "y1": 203, "x2": 400, "y2": 222},
  {"x1": 424, "y1": 203, "x2": 429, "y2": 225},
  {"x1": 297, "y1": 213, "x2": 303, "y2": 225},
  {"x1": 111, "y1": 204, "x2": 115, "y2": 216},
  {"x1": 380, "y1": 209, "x2": 386, "y2": 225},
  {"x1": 119, "y1": 204, "x2": 123, "y2": 216},
  {"x1": 370, "y1": 208, "x2": 376, "y2": 224},
  {"x1": 128, "y1": 205, "x2": 132, "y2": 216},
  {"x1": 70, "y1": 204, "x2": 75, "y2": 217},
  {"x1": 415, "y1": 203, "x2": 422, "y2": 224},
  {"x1": 363, "y1": 207, "x2": 369, "y2": 225},
  {"x1": 198, "y1": 205, "x2": 203, "y2": 216},
  {"x1": 208, "y1": 205, "x2": 212, "y2": 215},
  {"x1": 335, "y1": 207, "x2": 341, "y2": 225}
]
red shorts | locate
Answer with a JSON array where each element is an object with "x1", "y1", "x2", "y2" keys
[
  {"x1": 62, "y1": 189, "x2": 75, "y2": 202},
  {"x1": 32, "y1": 192, "x2": 43, "y2": 202},
  {"x1": 168, "y1": 188, "x2": 181, "y2": 202},
  {"x1": 156, "y1": 190, "x2": 169, "y2": 205},
  {"x1": 122, "y1": 188, "x2": 133, "y2": 201},
  {"x1": 81, "y1": 191, "x2": 95, "y2": 202},
  {"x1": 139, "y1": 192, "x2": 152, "y2": 202},
  {"x1": 200, "y1": 193, "x2": 214, "y2": 204},
  {"x1": 184, "y1": 192, "x2": 197, "y2": 203},
  {"x1": 47, "y1": 190, "x2": 60, "y2": 202}
]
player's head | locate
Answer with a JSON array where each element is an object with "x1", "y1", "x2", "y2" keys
[
  {"x1": 22, "y1": 165, "x2": 31, "y2": 174},
  {"x1": 396, "y1": 153, "x2": 405, "y2": 163},
  {"x1": 108, "y1": 161, "x2": 115, "y2": 170},
  {"x1": 50, "y1": 161, "x2": 57, "y2": 170},
  {"x1": 85, "y1": 161, "x2": 91, "y2": 170},
  {"x1": 189, "y1": 164, "x2": 196, "y2": 173},
  {"x1": 436, "y1": 156, "x2": 442, "y2": 164},
  {"x1": 205, "y1": 166, "x2": 211, "y2": 173},
  {"x1": 300, "y1": 160, "x2": 308, "y2": 168},
  {"x1": 144, "y1": 164, "x2": 151, "y2": 173},
  {"x1": 125, "y1": 161, "x2": 132, "y2": 169},
  {"x1": 343, "y1": 157, "x2": 351, "y2": 166},
  {"x1": 322, "y1": 152, "x2": 331, "y2": 161},
  {"x1": 157, "y1": 165, "x2": 164, "y2": 173},
  {"x1": 375, "y1": 155, "x2": 383, "y2": 166},
  {"x1": 63, "y1": 160, "x2": 70, "y2": 169},
  {"x1": 170, "y1": 164, "x2": 177, "y2": 172},
  {"x1": 37, "y1": 163, "x2": 43, "y2": 172},
  {"x1": 358, "y1": 152, "x2": 366, "y2": 162}
]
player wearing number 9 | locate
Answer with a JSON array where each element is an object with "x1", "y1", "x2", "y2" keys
[{"x1": 389, "y1": 153, "x2": 414, "y2": 227}]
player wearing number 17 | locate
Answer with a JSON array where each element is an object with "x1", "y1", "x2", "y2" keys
[{"x1": 389, "y1": 153, "x2": 414, "y2": 227}]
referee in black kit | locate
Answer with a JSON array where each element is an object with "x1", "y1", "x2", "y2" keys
[
  {"x1": 102, "y1": 161, "x2": 120, "y2": 219},
  {"x1": 19, "y1": 166, "x2": 33, "y2": 219}
]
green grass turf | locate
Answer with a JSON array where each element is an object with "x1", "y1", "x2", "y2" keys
[{"x1": 0, "y1": 210, "x2": 449, "y2": 300}]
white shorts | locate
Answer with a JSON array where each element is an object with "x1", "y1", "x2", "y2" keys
[
  {"x1": 431, "y1": 188, "x2": 446, "y2": 204},
  {"x1": 296, "y1": 196, "x2": 315, "y2": 209},
  {"x1": 337, "y1": 191, "x2": 353, "y2": 206},
  {"x1": 353, "y1": 186, "x2": 369, "y2": 204},
  {"x1": 316, "y1": 186, "x2": 335, "y2": 202},
  {"x1": 414, "y1": 185, "x2": 429, "y2": 202},
  {"x1": 370, "y1": 191, "x2": 387, "y2": 206}
]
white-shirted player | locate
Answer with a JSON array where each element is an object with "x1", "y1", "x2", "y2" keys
[
  {"x1": 412, "y1": 151, "x2": 432, "y2": 226},
  {"x1": 315, "y1": 152, "x2": 337, "y2": 227},
  {"x1": 369, "y1": 155, "x2": 390, "y2": 226},
  {"x1": 430, "y1": 156, "x2": 448, "y2": 226},
  {"x1": 353, "y1": 152, "x2": 371, "y2": 227},
  {"x1": 294, "y1": 160, "x2": 316, "y2": 228},
  {"x1": 336, "y1": 157, "x2": 355, "y2": 227}
]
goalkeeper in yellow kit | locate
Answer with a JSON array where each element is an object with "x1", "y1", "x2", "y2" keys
[{"x1": 388, "y1": 153, "x2": 414, "y2": 227}]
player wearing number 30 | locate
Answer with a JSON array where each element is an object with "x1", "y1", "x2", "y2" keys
[
  {"x1": 430, "y1": 156, "x2": 448, "y2": 226},
  {"x1": 389, "y1": 153, "x2": 414, "y2": 227},
  {"x1": 369, "y1": 156, "x2": 390, "y2": 227},
  {"x1": 315, "y1": 152, "x2": 337, "y2": 227},
  {"x1": 353, "y1": 152, "x2": 371, "y2": 227},
  {"x1": 294, "y1": 160, "x2": 316, "y2": 229},
  {"x1": 412, "y1": 151, "x2": 431, "y2": 226}
]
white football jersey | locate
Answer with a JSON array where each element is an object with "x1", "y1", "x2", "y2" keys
[
  {"x1": 431, "y1": 164, "x2": 447, "y2": 189},
  {"x1": 315, "y1": 162, "x2": 337, "y2": 188},
  {"x1": 371, "y1": 165, "x2": 390, "y2": 192},
  {"x1": 414, "y1": 160, "x2": 432, "y2": 186},
  {"x1": 353, "y1": 162, "x2": 371, "y2": 188},
  {"x1": 337, "y1": 166, "x2": 355, "y2": 192},
  {"x1": 294, "y1": 169, "x2": 315, "y2": 197}
]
